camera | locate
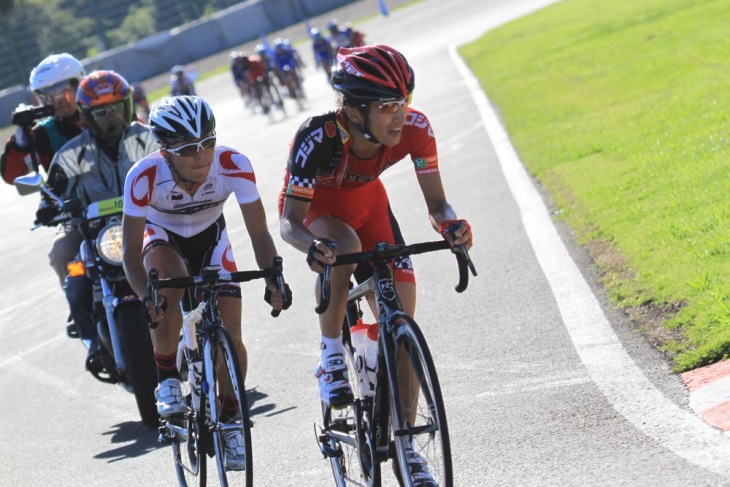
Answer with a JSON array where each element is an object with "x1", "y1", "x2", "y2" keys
[{"x1": 11, "y1": 104, "x2": 54, "y2": 126}]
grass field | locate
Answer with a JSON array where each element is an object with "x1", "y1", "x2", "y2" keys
[{"x1": 460, "y1": 0, "x2": 730, "y2": 371}]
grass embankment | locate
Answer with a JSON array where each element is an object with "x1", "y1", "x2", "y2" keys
[{"x1": 460, "y1": 0, "x2": 730, "y2": 371}]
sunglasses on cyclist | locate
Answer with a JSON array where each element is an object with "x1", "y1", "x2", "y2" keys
[
  {"x1": 35, "y1": 80, "x2": 73, "y2": 105},
  {"x1": 376, "y1": 93, "x2": 413, "y2": 114},
  {"x1": 165, "y1": 133, "x2": 217, "y2": 157},
  {"x1": 89, "y1": 101, "x2": 126, "y2": 119}
]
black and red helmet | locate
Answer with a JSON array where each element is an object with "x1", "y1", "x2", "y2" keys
[{"x1": 331, "y1": 44, "x2": 415, "y2": 105}]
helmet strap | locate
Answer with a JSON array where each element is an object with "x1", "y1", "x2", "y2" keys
[
  {"x1": 163, "y1": 151, "x2": 198, "y2": 191},
  {"x1": 345, "y1": 105, "x2": 380, "y2": 145}
]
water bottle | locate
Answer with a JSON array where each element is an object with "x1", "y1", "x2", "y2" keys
[
  {"x1": 350, "y1": 320, "x2": 371, "y2": 397},
  {"x1": 363, "y1": 323, "x2": 379, "y2": 396},
  {"x1": 182, "y1": 306, "x2": 204, "y2": 411}
]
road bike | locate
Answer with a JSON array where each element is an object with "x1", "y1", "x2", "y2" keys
[
  {"x1": 315, "y1": 236, "x2": 476, "y2": 486},
  {"x1": 149, "y1": 257, "x2": 290, "y2": 487}
]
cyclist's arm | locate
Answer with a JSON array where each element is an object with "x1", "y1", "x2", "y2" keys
[
  {"x1": 240, "y1": 198, "x2": 278, "y2": 270},
  {"x1": 280, "y1": 196, "x2": 317, "y2": 255},
  {"x1": 240, "y1": 198, "x2": 287, "y2": 309},
  {"x1": 121, "y1": 213, "x2": 151, "y2": 300},
  {"x1": 416, "y1": 171, "x2": 472, "y2": 249}
]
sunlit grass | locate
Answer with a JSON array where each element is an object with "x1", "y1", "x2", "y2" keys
[{"x1": 461, "y1": 0, "x2": 730, "y2": 371}]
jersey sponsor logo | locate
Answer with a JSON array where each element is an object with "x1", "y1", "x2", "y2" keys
[
  {"x1": 405, "y1": 112, "x2": 433, "y2": 137},
  {"x1": 221, "y1": 244, "x2": 237, "y2": 272},
  {"x1": 413, "y1": 156, "x2": 438, "y2": 175},
  {"x1": 343, "y1": 173, "x2": 373, "y2": 183},
  {"x1": 130, "y1": 165, "x2": 156, "y2": 207},
  {"x1": 169, "y1": 192, "x2": 183, "y2": 200},
  {"x1": 336, "y1": 119, "x2": 350, "y2": 144},
  {"x1": 154, "y1": 199, "x2": 225, "y2": 215},
  {"x1": 294, "y1": 128, "x2": 324, "y2": 167},
  {"x1": 286, "y1": 184, "x2": 314, "y2": 199},
  {"x1": 143, "y1": 226, "x2": 156, "y2": 239},
  {"x1": 341, "y1": 60, "x2": 363, "y2": 77},
  {"x1": 324, "y1": 120, "x2": 337, "y2": 138}
]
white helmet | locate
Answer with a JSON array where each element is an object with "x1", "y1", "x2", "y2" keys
[
  {"x1": 29, "y1": 53, "x2": 85, "y2": 92},
  {"x1": 149, "y1": 96, "x2": 216, "y2": 144}
]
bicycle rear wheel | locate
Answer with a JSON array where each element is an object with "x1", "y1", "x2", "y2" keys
[
  {"x1": 205, "y1": 327, "x2": 253, "y2": 487},
  {"x1": 321, "y1": 343, "x2": 381, "y2": 486},
  {"x1": 388, "y1": 316, "x2": 452, "y2": 487}
]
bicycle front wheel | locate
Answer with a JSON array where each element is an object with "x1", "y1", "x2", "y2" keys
[
  {"x1": 171, "y1": 354, "x2": 207, "y2": 487},
  {"x1": 204, "y1": 327, "x2": 253, "y2": 487},
  {"x1": 387, "y1": 315, "x2": 452, "y2": 487}
]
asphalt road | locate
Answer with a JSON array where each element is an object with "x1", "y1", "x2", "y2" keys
[{"x1": 2, "y1": 1, "x2": 730, "y2": 486}]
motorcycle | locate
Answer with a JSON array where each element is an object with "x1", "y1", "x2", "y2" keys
[{"x1": 14, "y1": 172, "x2": 159, "y2": 428}]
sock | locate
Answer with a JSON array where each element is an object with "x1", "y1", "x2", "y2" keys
[
  {"x1": 154, "y1": 349, "x2": 180, "y2": 382},
  {"x1": 220, "y1": 395, "x2": 240, "y2": 423},
  {"x1": 320, "y1": 334, "x2": 344, "y2": 362}
]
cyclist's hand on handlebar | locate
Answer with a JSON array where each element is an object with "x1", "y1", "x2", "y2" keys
[
  {"x1": 141, "y1": 294, "x2": 168, "y2": 328},
  {"x1": 306, "y1": 238, "x2": 337, "y2": 273},
  {"x1": 439, "y1": 219, "x2": 473, "y2": 251},
  {"x1": 264, "y1": 281, "x2": 292, "y2": 311}
]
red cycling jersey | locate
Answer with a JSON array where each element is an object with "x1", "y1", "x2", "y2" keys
[
  {"x1": 279, "y1": 107, "x2": 440, "y2": 284},
  {"x1": 246, "y1": 55, "x2": 267, "y2": 81}
]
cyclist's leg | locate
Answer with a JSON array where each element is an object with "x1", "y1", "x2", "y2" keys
[{"x1": 218, "y1": 294, "x2": 245, "y2": 377}]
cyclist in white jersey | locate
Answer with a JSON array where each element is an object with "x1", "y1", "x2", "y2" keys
[{"x1": 121, "y1": 95, "x2": 289, "y2": 470}]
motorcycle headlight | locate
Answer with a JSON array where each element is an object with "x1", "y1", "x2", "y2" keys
[{"x1": 96, "y1": 222, "x2": 123, "y2": 265}]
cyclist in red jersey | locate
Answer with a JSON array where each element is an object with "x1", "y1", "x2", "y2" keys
[{"x1": 278, "y1": 44, "x2": 472, "y2": 482}]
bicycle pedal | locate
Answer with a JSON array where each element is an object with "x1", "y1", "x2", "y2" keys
[{"x1": 157, "y1": 425, "x2": 172, "y2": 444}]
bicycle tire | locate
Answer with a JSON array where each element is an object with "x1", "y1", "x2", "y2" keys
[
  {"x1": 387, "y1": 315, "x2": 452, "y2": 487},
  {"x1": 114, "y1": 301, "x2": 158, "y2": 428},
  {"x1": 321, "y1": 343, "x2": 381, "y2": 486},
  {"x1": 172, "y1": 354, "x2": 207, "y2": 487},
  {"x1": 205, "y1": 327, "x2": 253, "y2": 487}
]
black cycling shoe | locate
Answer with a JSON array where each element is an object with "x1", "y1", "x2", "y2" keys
[
  {"x1": 66, "y1": 315, "x2": 79, "y2": 339},
  {"x1": 85, "y1": 339, "x2": 106, "y2": 375}
]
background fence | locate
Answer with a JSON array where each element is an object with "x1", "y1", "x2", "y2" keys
[{"x1": 0, "y1": 0, "x2": 356, "y2": 126}]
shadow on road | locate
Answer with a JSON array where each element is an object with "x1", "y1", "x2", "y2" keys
[
  {"x1": 95, "y1": 421, "x2": 161, "y2": 462},
  {"x1": 93, "y1": 386, "x2": 296, "y2": 462},
  {"x1": 248, "y1": 385, "x2": 297, "y2": 418}
]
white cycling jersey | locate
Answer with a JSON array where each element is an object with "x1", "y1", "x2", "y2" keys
[{"x1": 123, "y1": 145, "x2": 260, "y2": 237}]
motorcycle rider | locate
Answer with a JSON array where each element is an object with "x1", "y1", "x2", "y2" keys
[
  {"x1": 0, "y1": 53, "x2": 87, "y2": 336},
  {"x1": 38, "y1": 70, "x2": 159, "y2": 371},
  {"x1": 1, "y1": 53, "x2": 86, "y2": 186}
]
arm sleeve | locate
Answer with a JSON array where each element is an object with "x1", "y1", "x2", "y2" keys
[{"x1": 408, "y1": 110, "x2": 440, "y2": 176}]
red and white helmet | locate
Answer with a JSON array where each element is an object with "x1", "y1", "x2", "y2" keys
[{"x1": 331, "y1": 44, "x2": 414, "y2": 105}]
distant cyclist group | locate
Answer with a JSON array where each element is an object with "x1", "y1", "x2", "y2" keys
[{"x1": 0, "y1": 13, "x2": 473, "y2": 487}]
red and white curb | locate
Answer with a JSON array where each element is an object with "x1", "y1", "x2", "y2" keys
[{"x1": 681, "y1": 360, "x2": 730, "y2": 432}]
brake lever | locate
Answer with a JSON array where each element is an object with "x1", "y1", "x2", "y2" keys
[{"x1": 314, "y1": 265, "x2": 331, "y2": 314}]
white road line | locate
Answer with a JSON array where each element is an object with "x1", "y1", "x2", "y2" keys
[
  {"x1": 448, "y1": 43, "x2": 730, "y2": 476},
  {"x1": 0, "y1": 333, "x2": 65, "y2": 369}
]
